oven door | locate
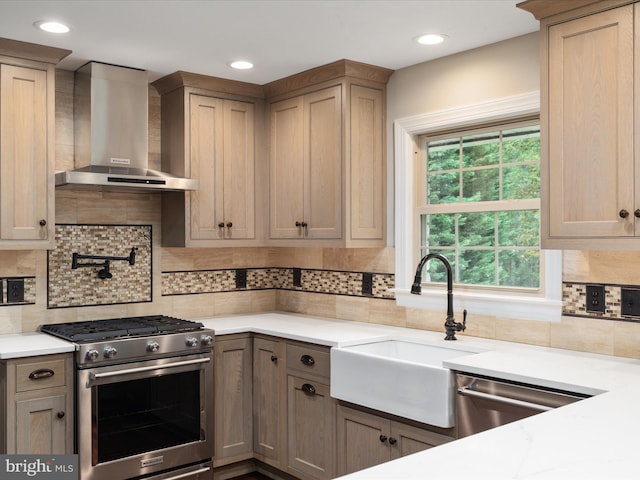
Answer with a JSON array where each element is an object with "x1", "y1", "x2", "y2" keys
[{"x1": 77, "y1": 352, "x2": 213, "y2": 480}]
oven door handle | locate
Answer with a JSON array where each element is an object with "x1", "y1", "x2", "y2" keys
[
  {"x1": 87, "y1": 357, "x2": 210, "y2": 385},
  {"x1": 457, "y1": 386, "x2": 554, "y2": 412}
]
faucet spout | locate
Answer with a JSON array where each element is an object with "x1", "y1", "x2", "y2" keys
[{"x1": 410, "y1": 253, "x2": 467, "y2": 340}]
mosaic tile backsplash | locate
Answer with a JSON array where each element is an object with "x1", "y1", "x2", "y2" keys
[
  {"x1": 563, "y1": 282, "x2": 637, "y2": 322},
  {"x1": 48, "y1": 225, "x2": 152, "y2": 308},
  {"x1": 162, "y1": 267, "x2": 395, "y2": 299}
]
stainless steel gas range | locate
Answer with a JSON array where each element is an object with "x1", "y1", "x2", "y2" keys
[{"x1": 41, "y1": 315, "x2": 214, "y2": 480}]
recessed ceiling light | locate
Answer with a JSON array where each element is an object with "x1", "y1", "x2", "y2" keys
[
  {"x1": 34, "y1": 21, "x2": 70, "y2": 34},
  {"x1": 229, "y1": 60, "x2": 254, "y2": 70},
  {"x1": 415, "y1": 33, "x2": 447, "y2": 45}
]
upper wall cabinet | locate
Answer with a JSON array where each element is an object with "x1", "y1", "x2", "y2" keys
[
  {"x1": 153, "y1": 72, "x2": 264, "y2": 247},
  {"x1": 265, "y1": 60, "x2": 392, "y2": 247},
  {"x1": 0, "y1": 38, "x2": 69, "y2": 249},
  {"x1": 519, "y1": 0, "x2": 640, "y2": 249}
]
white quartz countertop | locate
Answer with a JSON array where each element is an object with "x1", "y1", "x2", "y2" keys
[
  {"x1": 200, "y1": 312, "x2": 640, "y2": 480},
  {"x1": 4, "y1": 312, "x2": 640, "y2": 478},
  {"x1": 0, "y1": 332, "x2": 76, "y2": 359}
]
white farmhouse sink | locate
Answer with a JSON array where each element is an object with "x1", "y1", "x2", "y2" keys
[{"x1": 330, "y1": 339, "x2": 478, "y2": 428}]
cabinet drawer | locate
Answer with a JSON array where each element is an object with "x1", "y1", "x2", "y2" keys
[
  {"x1": 15, "y1": 358, "x2": 66, "y2": 393},
  {"x1": 286, "y1": 343, "x2": 330, "y2": 379}
]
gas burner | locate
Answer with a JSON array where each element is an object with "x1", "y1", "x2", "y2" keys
[{"x1": 41, "y1": 315, "x2": 204, "y2": 342}]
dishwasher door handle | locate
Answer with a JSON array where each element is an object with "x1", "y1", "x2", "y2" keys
[{"x1": 457, "y1": 386, "x2": 553, "y2": 412}]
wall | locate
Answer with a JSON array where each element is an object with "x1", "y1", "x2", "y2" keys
[
  {"x1": 385, "y1": 31, "x2": 640, "y2": 359},
  {"x1": 1, "y1": 35, "x2": 638, "y2": 360}
]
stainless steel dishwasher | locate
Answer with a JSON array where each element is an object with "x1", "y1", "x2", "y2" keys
[{"x1": 456, "y1": 373, "x2": 590, "y2": 437}]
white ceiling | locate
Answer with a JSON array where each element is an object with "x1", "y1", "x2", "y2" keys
[{"x1": 0, "y1": 0, "x2": 539, "y2": 84}]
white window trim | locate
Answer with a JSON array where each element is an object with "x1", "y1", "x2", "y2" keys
[{"x1": 393, "y1": 91, "x2": 562, "y2": 322}]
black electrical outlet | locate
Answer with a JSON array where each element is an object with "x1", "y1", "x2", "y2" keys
[
  {"x1": 7, "y1": 278, "x2": 24, "y2": 303},
  {"x1": 235, "y1": 269, "x2": 247, "y2": 289},
  {"x1": 621, "y1": 288, "x2": 640, "y2": 317},
  {"x1": 585, "y1": 284, "x2": 605, "y2": 313},
  {"x1": 362, "y1": 273, "x2": 373, "y2": 296},
  {"x1": 293, "y1": 268, "x2": 302, "y2": 287}
]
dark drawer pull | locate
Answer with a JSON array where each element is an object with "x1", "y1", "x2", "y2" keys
[
  {"x1": 57, "y1": 411, "x2": 65, "y2": 419},
  {"x1": 300, "y1": 354, "x2": 315, "y2": 366},
  {"x1": 301, "y1": 383, "x2": 316, "y2": 395},
  {"x1": 29, "y1": 368, "x2": 55, "y2": 380},
  {"x1": 271, "y1": 355, "x2": 278, "y2": 363}
]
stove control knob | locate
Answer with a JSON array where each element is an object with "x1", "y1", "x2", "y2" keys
[
  {"x1": 185, "y1": 337, "x2": 198, "y2": 347},
  {"x1": 85, "y1": 349, "x2": 100, "y2": 362},
  {"x1": 201, "y1": 335, "x2": 214, "y2": 346},
  {"x1": 103, "y1": 346, "x2": 117, "y2": 359},
  {"x1": 147, "y1": 341, "x2": 160, "y2": 353}
]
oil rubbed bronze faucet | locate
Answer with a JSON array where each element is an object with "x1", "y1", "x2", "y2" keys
[{"x1": 411, "y1": 253, "x2": 467, "y2": 340}]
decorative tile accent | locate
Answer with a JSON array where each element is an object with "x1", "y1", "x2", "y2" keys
[
  {"x1": 563, "y1": 282, "x2": 637, "y2": 322},
  {"x1": 48, "y1": 225, "x2": 152, "y2": 308},
  {"x1": 162, "y1": 267, "x2": 395, "y2": 300}
]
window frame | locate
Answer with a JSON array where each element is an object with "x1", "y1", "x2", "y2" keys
[{"x1": 393, "y1": 91, "x2": 562, "y2": 322}]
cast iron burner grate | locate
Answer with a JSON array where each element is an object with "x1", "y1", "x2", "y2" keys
[{"x1": 40, "y1": 315, "x2": 204, "y2": 342}]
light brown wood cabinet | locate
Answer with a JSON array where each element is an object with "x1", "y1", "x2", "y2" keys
[
  {"x1": 252, "y1": 336, "x2": 286, "y2": 469},
  {"x1": 519, "y1": 0, "x2": 640, "y2": 249},
  {"x1": 213, "y1": 334, "x2": 253, "y2": 467},
  {"x1": 153, "y1": 72, "x2": 264, "y2": 247},
  {"x1": 285, "y1": 343, "x2": 335, "y2": 480},
  {"x1": 0, "y1": 354, "x2": 74, "y2": 454},
  {"x1": 335, "y1": 404, "x2": 454, "y2": 477},
  {"x1": 266, "y1": 60, "x2": 392, "y2": 247},
  {"x1": 0, "y1": 39, "x2": 69, "y2": 249}
]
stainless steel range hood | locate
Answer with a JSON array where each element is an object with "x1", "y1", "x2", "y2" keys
[{"x1": 55, "y1": 62, "x2": 198, "y2": 192}]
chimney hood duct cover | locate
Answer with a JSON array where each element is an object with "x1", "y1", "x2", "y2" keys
[{"x1": 55, "y1": 62, "x2": 198, "y2": 192}]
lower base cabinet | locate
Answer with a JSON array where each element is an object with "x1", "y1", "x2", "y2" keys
[
  {"x1": 214, "y1": 335, "x2": 254, "y2": 467},
  {"x1": 286, "y1": 374, "x2": 335, "y2": 480},
  {"x1": 336, "y1": 404, "x2": 455, "y2": 476},
  {"x1": 1, "y1": 354, "x2": 74, "y2": 454}
]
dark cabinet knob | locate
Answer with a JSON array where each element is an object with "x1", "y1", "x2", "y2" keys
[
  {"x1": 39, "y1": 219, "x2": 47, "y2": 227},
  {"x1": 301, "y1": 383, "x2": 316, "y2": 395},
  {"x1": 295, "y1": 221, "x2": 302, "y2": 227},
  {"x1": 301, "y1": 222, "x2": 308, "y2": 228},
  {"x1": 57, "y1": 411, "x2": 65, "y2": 419},
  {"x1": 635, "y1": 209, "x2": 640, "y2": 218},
  {"x1": 226, "y1": 222, "x2": 232, "y2": 228},
  {"x1": 218, "y1": 222, "x2": 225, "y2": 228},
  {"x1": 270, "y1": 355, "x2": 278, "y2": 363},
  {"x1": 379, "y1": 435, "x2": 388, "y2": 443},
  {"x1": 300, "y1": 354, "x2": 315, "y2": 366},
  {"x1": 388, "y1": 437, "x2": 397, "y2": 445},
  {"x1": 620, "y1": 209, "x2": 629, "y2": 218}
]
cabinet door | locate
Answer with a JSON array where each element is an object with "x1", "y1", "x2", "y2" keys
[
  {"x1": 189, "y1": 94, "x2": 224, "y2": 240},
  {"x1": 304, "y1": 85, "x2": 342, "y2": 239},
  {"x1": 389, "y1": 420, "x2": 454, "y2": 460},
  {"x1": 253, "y1": 337, "x2": 285, "y2": 467},
  {"x1": 547, "y1": 5, "x2": 634, "y2": 238},
  {"x1": 14, "y1": 394, "x2": 67, "y2": 454},
  {"x1": 270, "y1": 96, "x2": 304, "y2": 238},
  {"x1": 223, "y1": 100, "x2": 255, "y2": 239},
  {"x1": 336, "y1": 405, "x2": 390, "y2": 476},
  {"x1": 214, "y1": 336, "x2": 253, "y2": 466},
  {"x1": 0, "y1": 64, "x2": 50, "y2": 242},
  {"x1": 349, "y1": 84, "x2": 384, "y2": 242},
  {"x1": 287, "y1": 375, "x2": 335, "y2": 480}
]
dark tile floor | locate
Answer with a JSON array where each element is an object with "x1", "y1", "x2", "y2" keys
[{"x1": 230, "y1": 473, "x2": 272, "y2": 480}]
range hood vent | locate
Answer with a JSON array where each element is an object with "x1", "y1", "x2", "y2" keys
[{"x1": 55, "y1": 62, "x2": 198, "y2": 192}]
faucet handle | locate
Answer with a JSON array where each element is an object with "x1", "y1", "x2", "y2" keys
[{"x1": 462, "y1": 309, "x2": 467, "y2": 330}]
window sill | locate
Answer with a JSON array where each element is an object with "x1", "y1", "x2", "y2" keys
[{"x1": 393, "y1": 289, "x2": 562, "y2": 323}]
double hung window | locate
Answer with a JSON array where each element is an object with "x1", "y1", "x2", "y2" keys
[{"x1": 418, "y1": 121, "x2": 541, "y2": 290}]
